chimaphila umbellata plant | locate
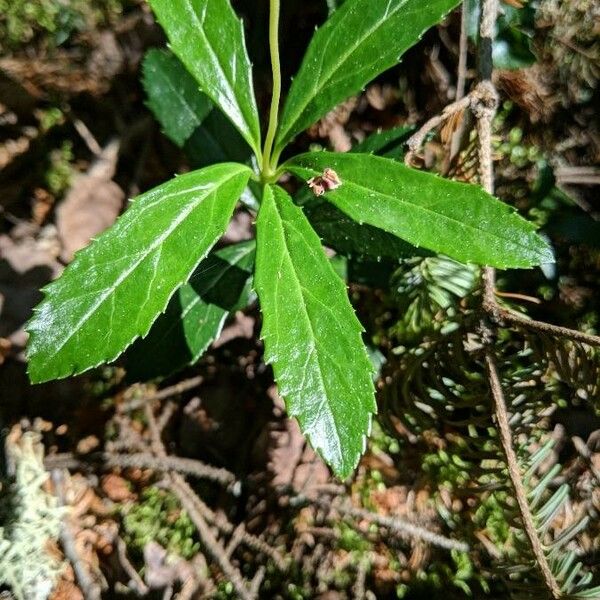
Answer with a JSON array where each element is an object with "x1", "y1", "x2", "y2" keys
[{"x1": 26, "y1": 0, "x2": 553, "y2": 478}]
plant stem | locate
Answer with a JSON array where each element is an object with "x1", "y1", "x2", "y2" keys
[{"x1": 261, "y1": 0, "x2": 282, "y2": 182}]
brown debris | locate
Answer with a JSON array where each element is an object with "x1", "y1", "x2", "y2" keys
[
  {"x1": 495, "y1": 65, "x2": 559, "y2": 123},
  {"x1": 56, "y1": 140, "x2": 123, "y2": 262}
]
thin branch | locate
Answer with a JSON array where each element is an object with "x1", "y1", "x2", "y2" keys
[
  {"x1": 224, "y1": 524, "x2": 246, "y2": 560},
  {"x1": 338, "y1": 503, "x2": 469, "y2": 552},
  {"x1": 353, "y1": 553, "x2": 371, "y2": 600},
  {"x1": 120, "y1": 375, "x2": 204, "y2": 412},
  {"x1": 71, "y1": 117, "x2": 103, "y2": 157},
  {"x1": 52, "y1": 470, "x2": 103, "y2": 600},
  {"x1": 116, "y1": 536, "x2": 149, "y2": 596},
  {"x1": 143, "y1": 405, "x2": 254, "y2": 600},
  {"x1": 45, "y1": 451, "x2": 237, "y2": 486},
  {"x1": 406, "y1": 81, "x2": 497, "y2": 168},
  {"x1": 405, "y1": 93, "x2": 473, "y2": 165},
  {"x1": 475, "y1": 1, "x2": 563, "y2": 597},
  {"x1": 484, "y1": 353, "x2": 561, "y2": 599},
  {"x1": 156, "y1": 400, "x2": 178, "y2": 433},
  {"x1": 168, "y1": 475, "x2": 254, "y2": 600},
  {"x1": 456, "y1": 0, "x2": 469, "y2": 101},
  {"x1": 249, "y1": 566, "x2": 266, "y2": 599},
  {"x1": 110, "y1": 452, "x2": 236, "y2": 486},
  {"x1": 291, "y1": 494, "x2": 469, "y2": 552},
  {"x1": 173, "y1": 484, "x2": 288, "y2": 571},
  {"x1": 489, "y1": 306, "x2": 600, "y2": 347}
]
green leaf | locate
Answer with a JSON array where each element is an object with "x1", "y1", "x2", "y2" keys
[
  {"x1": 184, "y1": 107, "x2": 262, "y2": 210},
  {"x1": 351, "y1": 125, "x2": 414, "y2": 158},
  {"x1": 255, "y1": 185, "x2": 376, "y2": 477},
  {"x1": 304, "y1": 199, "x2": 427, "y2": 260},
  {"x1": 148, "y1": 0, "x2": 261, "y2": 158},
  {"x1": 142, "y1": 52, "x2": 261, "y2": 210},
  {"x1": 125, "y1": 241, "x2": 255, "y2": 381},
  {"x1": 27, "y1": 163, "x2": 252, "y2": 383},
  {"x1": 142, "y1": 49, "x2": 212, "y2": 147},
  {"x1": 294, "y1": 126, "x2": 420, "y2": 261},
  {"x1": 275, "y1": 0, "x2": 460, "y2": 151},
  {"x1": 285, "y1": 152, "x2": 554, "y2": 268},
  {"x1": 185, "y1": 109, "x2": 253, "y2": 168}
]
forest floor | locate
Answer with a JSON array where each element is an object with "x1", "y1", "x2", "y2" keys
[{"x1": 0, "y1": 1, "x2": 599, "y2": 599}]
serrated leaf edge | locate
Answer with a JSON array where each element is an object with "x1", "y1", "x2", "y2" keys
[
  {"x1": 285, "y1": 154, "x2": 554, "y2": 269},
  {"x1": 276, "y1": 0, "x2": 460, "y2": 149},
  {"x1": 26, "y1": 165, "x2": 251, "y2": 383},
  {"x1": 142, "y1": 49, "x2": 212, "y2": 147},
  {"x1": 256, "y1": 186, "x2": 376, "y2": 478}
]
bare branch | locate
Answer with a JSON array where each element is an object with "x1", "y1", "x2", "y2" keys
[
  {"x1": 487, "y1": 306, "x2": 600, "y2": 347},
  {"x1": 120, "y1": 375, "x2": 204, "y2": 412},
  {"x1": 116, "y1": 536, "x2": 149, "y2": 596},
  {"x1": 290, "y1": 493, "x2": 469, "y2": 553},
  {"x1": 484, "y1": 352, "x2": 561, "y2": 599},
  {"x1": 456, "y1": 0, "x2": 469, "y2": 101}
]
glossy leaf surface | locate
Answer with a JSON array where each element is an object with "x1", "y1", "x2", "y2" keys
[
  {"x1": 295, "y1": 125, "x2": 419, "y2": 260},
  {"x1": 126, "y1": 241, "x2": 255, "y2": 381},
  {"x1": 275, "y1": 0, "x2": 460, "y2": 151},
  {"x1": 142, "y1": 49, "x2": 212, "y2": 147},
  {"x1": 351, "y1": 125, "x2": 414, "y2": 158},
  {"x1": 148, "y1": 0, "x2": 261, "y2": 157},
  {"x1": 27, "y1": 164, "x2": 251, "y2": 383},
  {"x1": 304, "y1": 200, "x2": 426, "y2": 260},
  {"x1": 186, "y1": 109, "x2": 253, "y2": 168},
  {"x1": 286, "y1": 152, "x2": 553, "y2": 268},
  {"x1": 255, "y1": 185, "x2": 376, "y2": 477}
]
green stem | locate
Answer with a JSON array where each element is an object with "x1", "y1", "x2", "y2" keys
[{"x1": 261, "y1": 0, "x2": 282, "y2": 182}]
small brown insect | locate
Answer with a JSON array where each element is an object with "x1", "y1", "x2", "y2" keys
[{"x1": 307, "y1": 168, "x2": 342, "y2": 196}]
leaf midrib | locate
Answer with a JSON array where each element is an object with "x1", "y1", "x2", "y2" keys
[
  {"x1": 293, "y1": 165, "x2": 541, "y2": 260},
  {"x1": 278, "y1": 0, "x2": 410, "y2": 145},
  {"x1": 45, "y1": 169, "x2": 244, "y2": 361},
  {"x1": 272, "y1": 199, "x2": 347, "y2": 467}
]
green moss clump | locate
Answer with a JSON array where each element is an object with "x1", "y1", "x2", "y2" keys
[{"x1": 121, "y1": 487, "x2": 200, "y2": 561}]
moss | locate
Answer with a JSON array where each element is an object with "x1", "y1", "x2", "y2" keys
[
  {"x1": 0, "y1": 0, "x2": 126, "y2": 51},
  {"x1": 0, "y1": 432, "x2": 65, "y2": 600},
  {"x1": 121, "y1": 487, "x2": 200, "y2": 561}
]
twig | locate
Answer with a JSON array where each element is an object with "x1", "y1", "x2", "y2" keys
[
  {"x1": 143, "y1": 405, "x2": 253, "y2": 600},
  {"x1": 120, "y1": 375, "x2": 203, "y2": 412},
  {"x1": 456, "y1": 0, "x2": 469, "y2": 101},
  {"x1": 45, "y1": 451, "x2": 237, "y2": 486},
  {"x1": 555, "y1": 166, "x2": 600, "y2": 186},
  {"x1": 108, "y1": 452, "x2": 237, "y2": 486},
  {"x1": 51, "y1": 470, "x2": 103, "y2": 600},
  {"x1": 486, "y1": 306, "x2": 600, "y2": 347},
  {"x1": 116, "y1": 536, "x2": 149, "y2": 596},
  {"x1": 353, "y1": 553, "x2": 371, "y2": 600},
  {"x1": 175, "y1": 575, "x2": 199, "y2": 600},
  {"x1": 156, "y1": 401, "x2": 178, "y2": 433},
  {"x1": 405, "y1": 93, "x2": 473, "y2": 165},
  {"x1": 475, "y1": 1, "x2": 562, "y2": 597},
  {"x1": 249, "y1": 566, "x2": 266, "y2": 599},
  {"x1": 168, "y1": 475, "x2": 253, "y2": 600},
  {"x1": 477, "y1": 0, "x2": 496, "y2": 82},
  {"x1": 338, "y1": 503, "x2": 469, "y2": 552},
  {"x1": 224, "y1": 524, "x2": 246, "y2": 560},
  {"x1": 172, "y1": 483, "x2": 288, "y2": 571},
  {"x1": 484, "y1": 352, "x2": 561, "y2": 599},
  {"x1": 405, "y1": 81, "x2": 497, "y2": 168},
  {"x1": 71, "y1": 117, "x2": 103, "y2": 157},
  {"x1": 291, "y1": 495, "x2": 469, "y2": 552}
]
